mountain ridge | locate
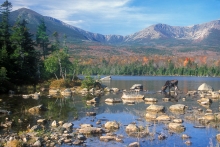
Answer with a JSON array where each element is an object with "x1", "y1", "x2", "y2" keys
[{"x1": 5, "y1": 8, "x2": 220, "y2": 46}]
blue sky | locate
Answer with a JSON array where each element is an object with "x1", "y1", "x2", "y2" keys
[{"x1": 10, "y1": 0, "x2": 220, "y2": 36}]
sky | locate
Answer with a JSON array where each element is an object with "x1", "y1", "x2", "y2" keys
[{"x1": 8, "y1": 0, "x2": 220, "y2": 36}]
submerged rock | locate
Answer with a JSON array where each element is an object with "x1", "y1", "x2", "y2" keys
[
  {"x1": 146, "y1": 105, "x2": 165, "y2": 113},
  {"x1": 128, "y1": 142, "x2": 140, "y2": 147}
]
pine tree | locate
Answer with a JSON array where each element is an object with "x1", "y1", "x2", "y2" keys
[
  {"x1": 36, "y1": 19, "x2": 50, "y2": 60},
  {"x1": 10, "y1": 19, "x2": 40, "y2": 84}
]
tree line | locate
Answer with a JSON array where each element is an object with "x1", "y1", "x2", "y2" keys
[{"x1": 77, "y1": 60, "x2": 220, "y2": 77}]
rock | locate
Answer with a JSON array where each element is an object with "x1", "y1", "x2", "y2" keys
[
  {"x1": 130, "y1": 84, "x2": 143, "y2": 91},
  {"x1": 197, "y1": 98, "x2": 212, "y2": 105},
  {"x1": 86, "y1": 112, "x2": 96, "y2": 116},
  {"x1": 105, "y1": 98, "x2": 122, "y2": 103},
  {"x1": 199, "y1": 113, "x2": 215, "y2": 121},
  {"x1": 156, "y1": 114, "x2": 170, "y2": 121},
  {"x1": 162, "y1": 98, "x2": 170, "y2": 102},
  {"x1": 128, "y1": 142, "x2": 140, "y2": 147},
  {"x1": 104, "y1": 121, "x2": 120, "y2": 130},
  {"x1": 206, "y1": 109, "x2": 212, "y2": 113},
  {"x1": 187, "y1": 90, "x2": 198, "y2": 96},
  {"x1": 33, "y1": 140, "x2": 41, "y2": 147},
  {"x1": 81, "y1": 124, "x2": 93, "y2": 128},
  {"x1": 145, "y1": 98, "x2": 158, "y2": 102},
  {"x1": 100, "y1": 135, "x2": 116, "y2": 142},
  {"x1": 30, "y1": 125, "x2": 42, "y2": 131},
  {"x1": 111, "y1": 88, "x2": 120, "y2": 92},
  {"x1": 62, "y1": 123, "x2": 73, "y2": 129},
  {"x1": 173, "y1": 119, "x2": 183, "y2": 123},
  {"x1": 61, "y1": 88, "x2": 72, "y2": 96},
  {"x1": 185, "y1": 140, "x2": 192, "y2": 145},
  {"x1": 198, "y1": 83, "x2": 213, "y2": 91},
  {"x1": 126, "y1": 124, "x2": 139, "y2": 132},
  {"x1": 86, "y1": 97, "x2": 99, "y2": 104},
  {"x1": 49, "y1": 89, "x2": 59, "y2": 95},
  {"x1": 72, "y1": 140, "x2": 84, "y2": 145},
  {"x1": 211, "y1": 91, "x2": 219, "y2": 98},
  {"x1": 145, "y1": 113, "x2": 157, "y2": 120},
  {"x1": 123, "y1": 100, "x2": 135, "y2": 105},
  {"x1": 146, "y1": 105, "x2": 165, "y2": 113},
  {"x1": 37, "y1": 119, "x2": 46, "y2": 123},
  {"x1": 28, "y1": 105, "x2": 47, "y2": 114},
  {"x1": 58, "y1": 121, "x2": 64, "y2": 125},
  {"x1": 169, "y1": 104, "x2": 186, "y2": 112},
  {"x1": 158, "y1": 134, "x2": 166, "y2": 140},
  {"x1": 78, "y1": 127, "x2": 104, "y2": 134},
  {"x1": 96, "y1": 120, "x2": 101, "y2": 125},
  {"x1": 51, "y1": 120, "x2": 57, "y2": 127},
  {"x1": 168, "y1": 123, "x2": 185, "y2": 132},
  {"x1": 216, "y1": 134, "x2": 220, "y2": 142},
  {"x1": 182, "y1": 134, "x2": 191, "y2": 139},
  {"x1": 104, "y1": 87, "x2": 111, "y2": 92},
  {"x1": 77, "y1": 133, "x2": 86, "y2": 140}
]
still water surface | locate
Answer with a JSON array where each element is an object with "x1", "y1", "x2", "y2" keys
[{"x1": 1, "y1": 76, "x2": 220, "y2": 147}]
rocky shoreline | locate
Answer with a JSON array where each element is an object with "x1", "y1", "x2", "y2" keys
[{"x1": 1, "y1": 83, "x2": 220, "y2": 146}]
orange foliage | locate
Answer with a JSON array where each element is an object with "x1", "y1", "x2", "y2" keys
[{"x1": 199, "y1": 56, "x2": 207, "y2": 64}]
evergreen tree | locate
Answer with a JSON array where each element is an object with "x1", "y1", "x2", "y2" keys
[
  {"x1": 10, "y1": 19, "x2": 40, "y2": 84},
  {"x1": 36, "y1": 19, "x2": 50, "y2": 60},
  {"x1": 0, "y1": 0, "x2": 12, "y2": 52},
  {"x1": 0, "y1": 0, "x2": 12, "y2": 91}
]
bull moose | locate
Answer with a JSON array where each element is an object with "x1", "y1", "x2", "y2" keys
[{"x1": 161, "y1": 79, "x2": 179, "y2": 93}]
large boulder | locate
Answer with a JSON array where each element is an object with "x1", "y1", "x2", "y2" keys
[
  {"x1": 198, "y1": 83, "x2": 213, "y2": 91},
  {"x1": 146, "y1": 105, "x2": 165, "y2": 113}
]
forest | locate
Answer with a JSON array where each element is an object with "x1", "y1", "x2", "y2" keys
[{"x1": 0, "y1": 0, "x2": 220, "y2": 93}]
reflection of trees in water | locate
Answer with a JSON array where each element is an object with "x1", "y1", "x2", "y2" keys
[{"x1": 46, "y1": 95, "x2": 78, "y2": 121}]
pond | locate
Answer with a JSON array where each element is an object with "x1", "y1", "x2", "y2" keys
[{"x1": 1, "y1": 76, "x2": 220, "y2": 147}]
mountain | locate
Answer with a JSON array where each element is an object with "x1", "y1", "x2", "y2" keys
[{"x1": 4, "y1": 8, "x2": 220, "y2": 47}]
